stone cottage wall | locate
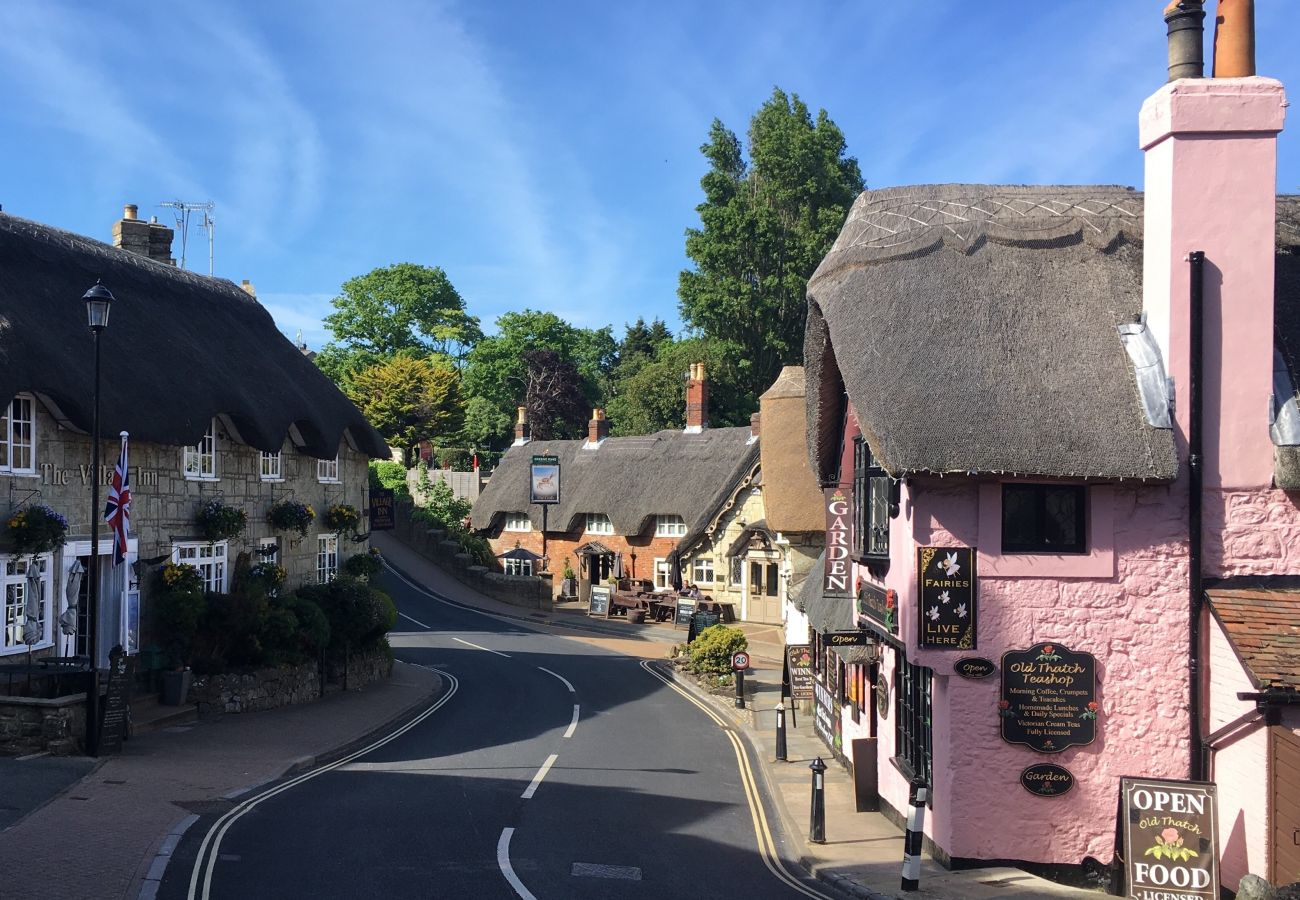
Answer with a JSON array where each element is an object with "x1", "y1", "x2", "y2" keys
[{"x1": 190, "y1": 647, "x2": 392, "y2": 717}]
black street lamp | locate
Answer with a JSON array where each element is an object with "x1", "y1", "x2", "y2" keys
[{"x1": 82, "y1": 280, "x2": 113, "y2": 757}]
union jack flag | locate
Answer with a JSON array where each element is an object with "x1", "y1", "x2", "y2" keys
[{"x1": 104, "y1": 431, "x2": 131, "y2": 567}]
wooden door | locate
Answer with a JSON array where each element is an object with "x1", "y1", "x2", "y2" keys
[{"x1": 1272, "y1": 725, "x2": 1300, "y2": 886}]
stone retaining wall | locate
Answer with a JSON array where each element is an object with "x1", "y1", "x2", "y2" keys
[
  {"x1": 0, "y1": 693, "x2": 86, "y2": 756},
  {"x1": 190, "y1": 648, "x2": 392, "y2": 717}
]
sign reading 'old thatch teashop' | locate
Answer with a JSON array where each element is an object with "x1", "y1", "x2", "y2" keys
[
  {"x1": 1000, "y1": 642, "x2": 1098, "y2": 753},
  {"x1": 1119, "y1": 777, "x2": 1220, "y2": 900},
  {"x1": 857, "y1": 580, "x2": 896, "y2": 636},
  {"x1": 823, "y1": 488, "x2": 851, "y2": 596},
  {"x1": 917, "y1": 546, "x2": 976, "y2": 649}
]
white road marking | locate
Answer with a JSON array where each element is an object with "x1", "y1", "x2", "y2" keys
[
  {"x1": 564, "y1": 705, "x2": 580, "y2": 739},
  {"x1": 398, "y1": 611, "x2": 430, "y2": 629},
  {"x1": 521, "y1": 753, "x2": 558, "y2": 799},
  {"x1": 453, "y1": 636, "x2": 511, "y2": 658},
  {"x1": 497, "y1": 827, "x2": 537, "y2": 900},
  {"x1": 536, "y1": 665, "x2": 575, "y2": 692}
]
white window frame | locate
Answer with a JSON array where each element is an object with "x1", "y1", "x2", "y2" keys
[
  {"x1": 655, "y1": 515, "x2": 686, "y2": 537},
  {"x1": 0, "y1": 394, "x2": 37, "y2": 476},
  {"x1": 691, "y1": 557, "x2": 715, "y2": 586},
  {"x1": 3, "y1": 553, "x2": 52, "y2": 654},
  {"x1": 584, "y1": 513, "x2": 613, "y2": 535},
  {"x1": 317, "y1": 534, "x2": 339, "y2": 583},
  {"x1": 183, "y1": 419, "x2": 218, "y2": 481},
  {"x1": 504, "y1": 513, "x2": 532, "y2": 533},
  {"x1": 260, "y1": 450, "x2": 283, "y2": 482},
  {"x1": 257, "y1": 536, "x2": 279, "y2": 560},
  {"x1": 317, "y1": 455, "x2": 340, "y2": 484},
  {"x1": 172, "y1": 541, "x2": 228, "y2": 593},
  {"x1": 653, "y1": 558, "x2": 670, "y2": 591},
  {"x1": 503, "y1": 558, "x2": 533, "y2": 576}
]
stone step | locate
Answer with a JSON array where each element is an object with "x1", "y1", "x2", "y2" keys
[{"x1": 129, "y1": 695, "x2": 198, "y2": 736}]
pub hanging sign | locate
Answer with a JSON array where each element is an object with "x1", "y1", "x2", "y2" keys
[
  {"x1": 999, "y1": 642, "x2": 1098, "y2": 753},
  {"x1": 857, "y1": 580, "x2": 897, "y2": 636},
  {"x1": 917, "y1": 546, "x2": 976, "y2": 649},
  {"x1": 823, "y1": 487, "x2": 851, "y2": 596}
]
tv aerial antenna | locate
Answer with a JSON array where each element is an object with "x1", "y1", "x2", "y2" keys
[{"x1": 158, "y1": 200, "x2": 215, "y2": 274}]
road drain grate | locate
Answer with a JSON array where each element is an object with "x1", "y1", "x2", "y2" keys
[{"x1": 571, "y1": 863, "x2": 643, "y2": 881}]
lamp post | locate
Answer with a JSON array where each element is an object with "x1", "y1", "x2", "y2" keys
[{"x1": 83, "y1": 281, "x2": 113, "y2": 757}]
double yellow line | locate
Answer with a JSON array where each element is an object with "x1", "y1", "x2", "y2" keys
[{"x1": 638, "y1": 660, "x2": 837, "y2": 900}]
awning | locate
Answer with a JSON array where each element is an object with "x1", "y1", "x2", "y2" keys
[
  {"x1": 573, "y1": 541, "x2": 614, "y2": 556},
  {"x1": 798, "y1": 551, "x2": 856, "y2": 634},
  {"x1": 1206, "y1": 583, "x2": 1300, "y2": 690},
  {"x1": 499, "y1": 547, "x2": 541, "y2": 561},
  {"x1": 725, "y1": 520, "x2": 773, "y2": 558},
  {"x1": 832, "y1": 644, "x2": 877, "y2": 666}
]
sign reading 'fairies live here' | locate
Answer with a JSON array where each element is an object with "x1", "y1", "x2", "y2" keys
[
  {"x1": 999, "y1": 642, "x2": 1098, "y2": 753},
  {"x1": 917, "y1": 547, "x2": 976, "y2": 649}
]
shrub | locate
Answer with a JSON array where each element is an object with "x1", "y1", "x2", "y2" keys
[
  {"x1": 368, "y1": 460, "x2": 412, "y2": 502},
  {"x1": 154, "y1": 563, "x2": 207, "y2": 668},
  {"x1": 421, "y1": 478, "x2": 471, "y2": 528},
  {"x1": 687, "y1": 624, "x2": 748, "y2": 675},
  {"x1": 196, "y1": 498, "x2": 248, "y2": 543},
  {"x1": 260, "y1": 594, "x2": 330, "y2": 666},
  {"x1": 296, "y1": 576, "x2": 395, "y2": 653}
]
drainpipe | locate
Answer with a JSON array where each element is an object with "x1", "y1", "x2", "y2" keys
[{"x1": 1188, "y1": 250, "x2": 1205, "y2": 781}]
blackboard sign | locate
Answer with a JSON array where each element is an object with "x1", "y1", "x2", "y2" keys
[
  {"x1": 954, "y1": 657, "x2": 996, "y2": 680},
  {"x1": 785, "y1": 644, "x2": 814, "y2": 700},
  {"x1": 99, "y1": 650, "x2": 133, "y2": 755},
  {"x1": 368, "y1": 488, "x2": 395, "y2": 531},
  {"x1": 813, "y1": 678, "x2": 841, "y2": 752},
  {"x1": 1000, "y1": 642, "x2": 1098, "y2": 753},
  {"x1": 674, "y1": 597, "x2": 696, "y2": 627},
  {"x1": 857, "y1": 580, "x2": 896, "y2": 636},
  {"x1": 1020, "y1": 763, "x2": 1075, "y2": 797},
  {"x1": 917, "y1": 546, "x2": 976, "y2": 649},
  {"x1": 1119, "y1": 777, "x2": 1219, "y2": 900},
  {"x1": 588, "y1": 586, "x2": 611, "y2": 618}
]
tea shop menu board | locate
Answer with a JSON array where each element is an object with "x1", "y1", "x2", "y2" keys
[
  {"x1": 1120, "y1": 777, "x2": 1220, "y2": 900},
  {"x1": 917, "y1": 546, "x2": 976, "y2": 649},
  {"x1": 999, "y1": 642, "x2": 1098, "y2": 753}
]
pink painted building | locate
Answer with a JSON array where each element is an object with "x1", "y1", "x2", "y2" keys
[{"x1": 793, "y1": 29, "x2": 1298, "y2": 893}]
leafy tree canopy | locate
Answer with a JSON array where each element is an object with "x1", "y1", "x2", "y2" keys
[
  {"x1": 678, "y1": 87, "x2": 863, "y2": 403},
  {"x1": 606, "y1": 337, "x2": 749, "y2": 436},
  {"x1": 346, "y1": 353, "x2": 463, "y2": 463}
]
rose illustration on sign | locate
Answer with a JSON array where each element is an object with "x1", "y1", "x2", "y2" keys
[
  {"x1": 998, "y1": 700, "x2": 1015, "y2": 719},
  {"x1": 1080, "y1": 700, "x2": 1099, "y2": 720},
  {"x1": 1144, "y1": 828, "x2": 1199, "y2": 863},
  {"x1": 885, "y1": 591, "x2": 895, "y2": 631},
  {"x1": 1036, "y1": 644, "x2": 1062, "y2": 662}
]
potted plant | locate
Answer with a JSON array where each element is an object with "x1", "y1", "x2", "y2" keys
[
  {"x1": 195, "y1": 498, "x2": 248, "y2": 543},
  {"x1": 561, "y1": 558, "x2": 576, "y2": 597},
  {"x1": 324, "y1": 503, "x2": 361, "y2": 535},
  {"x1": 6, "y1": 504, "x2": 69, "y2": 555},
  {"x1": 155, "y1": 562, "x2": 206, "y2": 704},
  {"x1": 267, "y1": 498, "x2": 315, "y2": 541},
  {"x1": 343, "y1": 547, "x2": 383, "y2": 580}
]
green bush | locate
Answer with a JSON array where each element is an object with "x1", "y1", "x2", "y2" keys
[
  {"x1": 155, "y1": 563, "x2": 207, "y2": 669},
  {"x1": 687, "y1": 624, "x2": 748, "y2": 675},
  {"x1": 368, "y1": 460, "x2": 412, "y2": 502},
  {"x1": 296, "y1": 576, "x2": 395, "y2": 653},
  {"x1": 260, "y1": 594, "x2": 330, "y2": 665},
  {"x1": 416, "y1": 478, "x2": 472, "y2": 528}
]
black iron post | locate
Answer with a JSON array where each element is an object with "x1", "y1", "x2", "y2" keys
[
  {"x1": 82, "y1": 281, "x2": 113, "y2": 758},
  {"x1": 734, "y1": 667, "x2": 745, "y2": 709},
  {"x1": 809, "y1": 756, "x2": 827, "y2": 843},
  {"x1": 775, "y1": 702, "x2": 788, "y2": 761}
]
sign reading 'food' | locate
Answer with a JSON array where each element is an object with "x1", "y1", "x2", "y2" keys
[{"x1": 1120, "y1": 777, "x2": 1220, "y2": 900}]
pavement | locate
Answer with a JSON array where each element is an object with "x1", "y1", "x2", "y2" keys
[{"x1": 0, "y1": 531, "x2": 1102, "y2": 899}]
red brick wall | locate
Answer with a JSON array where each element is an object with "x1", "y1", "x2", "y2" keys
[{"x1": 488, "y1": 527, "x2": 681, "y2": 582}]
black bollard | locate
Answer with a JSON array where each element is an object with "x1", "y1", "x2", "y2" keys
[
  {"x1": 901, "y1": 782, "x2": 929, "y2": 891},
  {"x1": 809, "y1": 756, "x2": 827, "y2": 843},
  {"x1": 775, "y1": 703, "x2": 788, "y2": 761},
  {"x1": 734, "y1": 667, "x2": 746, "y2": 709}
]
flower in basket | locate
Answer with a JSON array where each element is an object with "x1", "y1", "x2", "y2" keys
[
  {"x1": 324, "y1": 503, "x2": 361, "y2": 534},
  {"x1": 6, "y1": 504, "x2": 69, "y2": 555},
  {"x1": 343, "y1": 549, "x2": 383, "y2": 579},
  {"x1": 195, "y1": 498, "x2": 248, "y2": 543},
  {"x1": 267, "y1": 498, "x2": 315, "y2": 537},
  {"x1": 249, "y1": 561, "x2": 288, "y2": 591},
  {"x1": 161, "y1": 561, "x2": 204, "y2": 594}
]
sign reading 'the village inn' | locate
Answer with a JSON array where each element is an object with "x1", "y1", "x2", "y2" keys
[
  {"x1": 917, "y1": 546, "x2": 976, "y2": 649},
  {"x1": 1000, "y1": 642, "x2": 1098, "y2": 753},
  {"x1": 1120, "y1": 777, "x2": 1220, "y2": 900},
  {"x1": 823, "y1": 487, "x2": 851, "y2": 596}
]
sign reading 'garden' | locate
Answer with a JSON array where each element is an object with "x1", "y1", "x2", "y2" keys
[
  {"x1": 999, "y1": 642, "x2": 1098, "y2": 753},
  {"x1": 917, "y1": 546, "x2": 976, "y2": 649}
]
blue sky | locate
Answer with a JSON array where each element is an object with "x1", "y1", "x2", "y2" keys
[{"x1": 2, "y1": 2, "x2": 1296, "y2": 349}]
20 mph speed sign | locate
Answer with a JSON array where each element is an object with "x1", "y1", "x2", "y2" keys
[{"x1": 731, "y1": 651, "x2": 751, "y2": 671}]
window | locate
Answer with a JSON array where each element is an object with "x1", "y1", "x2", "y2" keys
[
  {"x1": 504, "y1": 513, "x2": 532, "y2": 532},
  {"x1": 852, "y1": 436, "x2": 890, "y2": 561},
  {"x1": 503, "y1": 558, "x2": 533, "y2": 576},
  {"x1": 0, "y1": 395, "x2": 36, "y2": 475},
  {"x1": 585, "y1": 513, "x2": 613, "y2": 535},
  {"x1": 895, "y1": 654, "x2": 933, "y2": 787},
  {"x1": 173, "y1": 542, "x2": 227, "y2": 593},
  {"x1": 691, "y1": 557, "x2": 714, "y2": 585},
  {"x1": 260, "y1": 450, "x2": 283, "y2": 481},
  {"x1": 3, "y1": 554, "x2": 50, "y2": 652},
  {"x1": 183, "y1": 420, "x2": 217, "y2": 480},
  {"x1": 655, "y1": 515, "x2": 687, "y2": 537},
  {"x1": 654, "y1": 558, "x2": 671, "y2": 590},
  {"x1": 257, "y1": 536, "x2": 279, "y2": 561},
  {"x1": 728, "y1": 556, "x2": 743, "y2": 587},
  {"x1": 317, "y1": 455, "x2": 340, "y2": 483},
  {"x1": 1001, "y1": 484, "x2": 1086, "y2": 554},
  {"x1": 317, "y1": 534, "x2": 339, "y2": 583}
]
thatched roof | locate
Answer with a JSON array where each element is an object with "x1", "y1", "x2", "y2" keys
[
  {"x1": 0, "y1": 212, "x2": 386, "y2": 458},
  {"x1": 471, "y1": 427, "x2": 759, "y2": 536},
  {"x1": 805, "y1": 184, "x2": 1176, "y2": 482},
  {"x1": 758, "y1": 366, "x2": 824, "y2": 533}
]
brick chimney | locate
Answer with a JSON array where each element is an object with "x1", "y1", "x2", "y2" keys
[
  {"x1": 513, "y1": 406, "x2": 531, "y2": 446},
  {"x1": 240, "y1": 279, "x2": 257, "y2": 298},
  {"x1": 1141, "y1": 12, "x2": 1285, "y2": 490},
  {"x1": 586, "y1": 408, "x2": 609, "y2": 447},
  {"x1": 112, "y1": 204, "x2": 175, "y2": 265},
  {"x1": 685, "y1": 362, "x2": 709, "y2": 433},
  {"x1": 749, "y1": 411, "x2": 761, "y2": 442}
]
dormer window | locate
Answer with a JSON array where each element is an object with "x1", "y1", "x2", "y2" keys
[
  {"x1": 0, "y1": 395, "x2": 36, "y2": 475},
  {"x1": 183, "y1": 420, "x2": 217, "y2": 480},
  {"x1": 655, "y1": 515, "x2": 687, "y2": 537},
  {"x1": 852, "y1": 436, "x2": 890, "y2": 562},
  {"x1": 504, "y1": 513, "x2": 532, "y2": 532},
  {"x1": 317, "y1": 455, "x2": 340, "y2": 483},
  {"x1": 585, "y1": 513, "x2": 614, "y2": 535},
  {"x1": 260, "y1": 450, "x2": 283, "y2": 481}
]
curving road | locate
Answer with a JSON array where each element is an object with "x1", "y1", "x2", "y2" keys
[{"x1": 159, "y1": 562, "x2": 841, "y2": 899}]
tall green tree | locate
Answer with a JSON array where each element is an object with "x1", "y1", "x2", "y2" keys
[
  {"x1": 347, "y1": 354, "x2": 463, "y2": 464},
  {"x1": 678, "y1": 88, "x2": 864, "y2": 403},
  {"x1": 606, "y1": 338, "x2": 748, "y2": 436},
  {"x1": 317, "y1": 263, "x2": 482, "y2": 385}
]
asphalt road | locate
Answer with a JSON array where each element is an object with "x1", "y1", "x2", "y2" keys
[{"x1": 159, "y1": 566, "x2": 841, "y2": 899}]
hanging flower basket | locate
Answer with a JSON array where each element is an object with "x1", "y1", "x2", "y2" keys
[
  {"x1": 195, "y1": 498, "x2": 248, "y2": 543},
  {"x1": 249, "y1": 561, "x2": 287, "y2": 592},
  {"x1": 344, "y1": 547, "x2": 382, "y2": 579},
  {"x1": 6, "y1": 505, "x2": 69, "y2": 555},
  {"x1": 324, "y1": 503, "x2": 361, "y2": 535},
  {"x1": 267, "y1": 498, "x2": 315, "y2": 537}
]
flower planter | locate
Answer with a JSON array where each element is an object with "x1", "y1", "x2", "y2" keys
[
  {"x1": 160, "y1": 670, "x2": 193, "y2": 706},
  {"x1": 627, "y1": 609, "x2": 646, "y2": 625}
]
